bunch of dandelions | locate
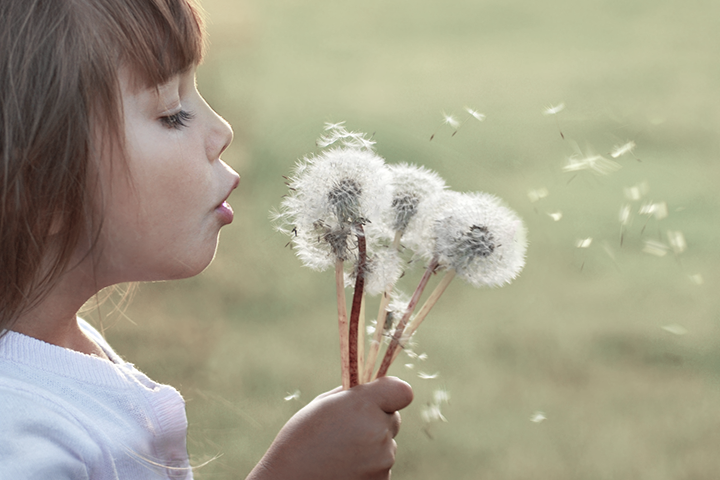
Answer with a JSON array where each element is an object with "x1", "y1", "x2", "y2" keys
[{"x1": 272, "y1": 123, "x2": 528, "y2": 389}]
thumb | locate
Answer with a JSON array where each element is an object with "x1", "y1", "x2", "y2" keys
[{"x1": 362, "y1": 376, "x2": 414, "y2": 413}]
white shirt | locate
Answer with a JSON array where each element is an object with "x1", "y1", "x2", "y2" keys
[{"x1": 0, "y1": 319, "x2": 192, "y2": 479}]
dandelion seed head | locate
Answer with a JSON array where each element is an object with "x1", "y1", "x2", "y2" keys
[
  {"x1": 543, "y1": 103, "x2": 565, "y2": 115},
  {"x1": 386, "y1": 163, "x2": 447, "y2": 249},
  {"x1": 428, "y1": 191, "x2": 528, "y2": 288},
  {"x1": 274, "y1": 126, "x2": 393, "y2": 270}
]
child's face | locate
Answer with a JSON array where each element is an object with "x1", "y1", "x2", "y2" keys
[{"x1": 92, "y1": 66, "x2": 239, "y2": 285}]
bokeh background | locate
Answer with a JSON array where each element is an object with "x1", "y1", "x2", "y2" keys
[{"x1": 96, "y1": 0, "x2": 720, "y2": 478}]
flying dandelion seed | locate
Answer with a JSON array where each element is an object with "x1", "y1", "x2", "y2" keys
[
  {"x1": 563, "y1": 153, "x2": 621, "y2": 176},
  {"x1": 611, "y1": 141, "x2": 637, "y2": 159},
  {"x1": 421, "y1": 404, "x2": 447, "y2": 423},
  {"x1": 464, "y1": 106, "x2": 486, "y2": 121},
  {"x1": 642, "y1": 239, "x2": 669, "y2": 257},
  {"x1": 530, "y1": 411, "x2": 547, "y2": 423},
  {"x1": 417, "y1": 353, "x2": 429, "y2": 361},
  {"x1": 284, "y1": 390, "x2": 301, "y2": 401},
  {"x1": 576, "y1": 238, "x2": 593, "y2": 248},
  {"x1": 430, "y1": 113, "x2": 461, "y2": 140},
  {"x1": 543, "y1": 103, "x2": 565, "y2": 115},
  {"x1": 418, "y1": 371, "x2": 440, "y2": 379},
  {"x1": 639, "y1": 201, "x2": 668, "y2": 220},
  {"x1": 689, "y1": 274, "x2": 704, "y2": 285},
  {"x1": 547, "y1": 211, "x2": 562, "y2": 221},
  {"x1": 624, "y1": 181, "x2": 649, "y2": 201},
  {"x1": 661, "y1": 324, "x2": 688, "y2": 335},
  {"x1": 405, "y1": 363, "x2": 415, "y2": 370},
  {"x1": 667, "y1": 230, "x2": 687, "y2": 254},
  {"x1": 433, "y1": 389, "x2": 451, "y2": 404},
  {"x1": 527, "y1": 187, "x2": 549, "y2": 203},
  {"x1": 619, "y1": 204, "x2": 632, "y2": 225},
  {"x1": 543, "y1": 103, "x2": 565, "y2": 139}
]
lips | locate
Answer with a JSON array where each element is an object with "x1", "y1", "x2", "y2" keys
[{"x1": 215, "y1": 174, "x2": 240, "y2": 224}]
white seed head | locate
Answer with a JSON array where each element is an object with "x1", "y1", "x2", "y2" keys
[
  {"x1": 426, "y1": 191, "x2": 528, "y2": 288},
  {"x1": 274, "y1": 126, "x2": 393, "y2": 270},
  {"x1": 385, "y1": 163, "x2": 447, "y2": 242}
]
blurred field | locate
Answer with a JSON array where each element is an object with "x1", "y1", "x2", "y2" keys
[{"x1": 94, "y1": 0, "x2": 720, "y2": 478}]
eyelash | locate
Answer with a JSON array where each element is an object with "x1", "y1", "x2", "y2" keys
[{"x1": 160, "y1": 110, "x2": 195, "y2": 129}]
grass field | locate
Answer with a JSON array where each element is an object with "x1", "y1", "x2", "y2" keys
[{"x1": 93, "y1": 0, "x2": 720, "y2": 478}]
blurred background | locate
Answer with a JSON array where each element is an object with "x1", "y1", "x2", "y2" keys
[{"x1": 96, "y1": 0, "x2": 720, "y2": 478}]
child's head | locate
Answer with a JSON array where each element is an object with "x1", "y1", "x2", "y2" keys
[{"x1": 0, "y1": 0, "x2": 219, "y2": 330}]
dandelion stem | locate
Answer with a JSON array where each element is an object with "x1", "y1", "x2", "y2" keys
[
  {"x1": 335, "y1": 259, "x2": 350, "y2": 390},
  {"x1": 348, "y1": 224, "x2": 367, "y2": 388},
  {"x1": 358, "y1": 294, "x2": 366, "y2": 383},
  {"x1": 389, "y1": 269, "x2": 455, "y2": 366},
  {"x1": 363, "y1": 231, "x2": 403, "y2": 383},
  {"x1": 374, "y1": 257, "x2": 439, "y2": 380}
]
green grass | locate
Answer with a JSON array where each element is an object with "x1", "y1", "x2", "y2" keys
[{"x1": 93, "y1": 0, "x2": 720, "y2": 478}]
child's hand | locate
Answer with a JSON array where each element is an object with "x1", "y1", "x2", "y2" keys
[{"x1": 247, "y1": 376, "x2": 413, "y2": 480}]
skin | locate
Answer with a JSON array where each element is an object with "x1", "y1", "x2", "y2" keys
[{"x1": 12, "y1": 65, "x2": 413, "y2": 478}]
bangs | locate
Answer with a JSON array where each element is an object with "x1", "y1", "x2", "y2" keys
[{"x1": 97, "y1": 0, "x2": 206, "y2": 87}]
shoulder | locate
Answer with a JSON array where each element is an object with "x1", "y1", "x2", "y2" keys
[{"x1": 0, "y1": 381, "x2": 103, "y2": 479}]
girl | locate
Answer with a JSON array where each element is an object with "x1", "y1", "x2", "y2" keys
[{"x1": 0, "y1": 0, "x2": 413, "y2": 479}]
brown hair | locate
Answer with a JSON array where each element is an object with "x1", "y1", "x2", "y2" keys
[{"x1": 0, "y1": 0, "x2": 205, "y2": 332}]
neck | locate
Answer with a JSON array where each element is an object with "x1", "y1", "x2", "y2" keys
[{"x1": 11, "y1": 261, "x2": 110, "y2": 360}]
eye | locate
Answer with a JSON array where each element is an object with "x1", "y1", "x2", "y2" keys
[{"x1": 160, "y1": 110, "x2": 195, "y2": 129}]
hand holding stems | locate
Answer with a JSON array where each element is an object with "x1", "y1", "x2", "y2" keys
[{"x1": 246, "y1": 377, "x2": 414, "y2": 480}]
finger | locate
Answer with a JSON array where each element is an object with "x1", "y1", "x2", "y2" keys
[
  {"x1": 388, "y1": 411, "x2": 402, "y2": 438},
  {"x1": 365, "y1": 376, "x2": 413, "y2": 413}
]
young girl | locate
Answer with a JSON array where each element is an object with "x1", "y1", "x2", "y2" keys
[{"x1": 0, "y1": 0, "x2": 413, "y2": 478}]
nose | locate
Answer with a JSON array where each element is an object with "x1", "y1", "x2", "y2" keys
[{"x1": 205, "y1": 105, "x2": 234, "y2": 161}]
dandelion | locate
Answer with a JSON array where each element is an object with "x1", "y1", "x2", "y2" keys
[
  {"x1": 374, "y1": 191, "x2": 527, "y2": 378},
  {"x1": 363, "y1": 163, "x2": 446, "y2": 382},
  {"x1": 273, "y1": 123, "x2": 393, "y2": 388}
]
